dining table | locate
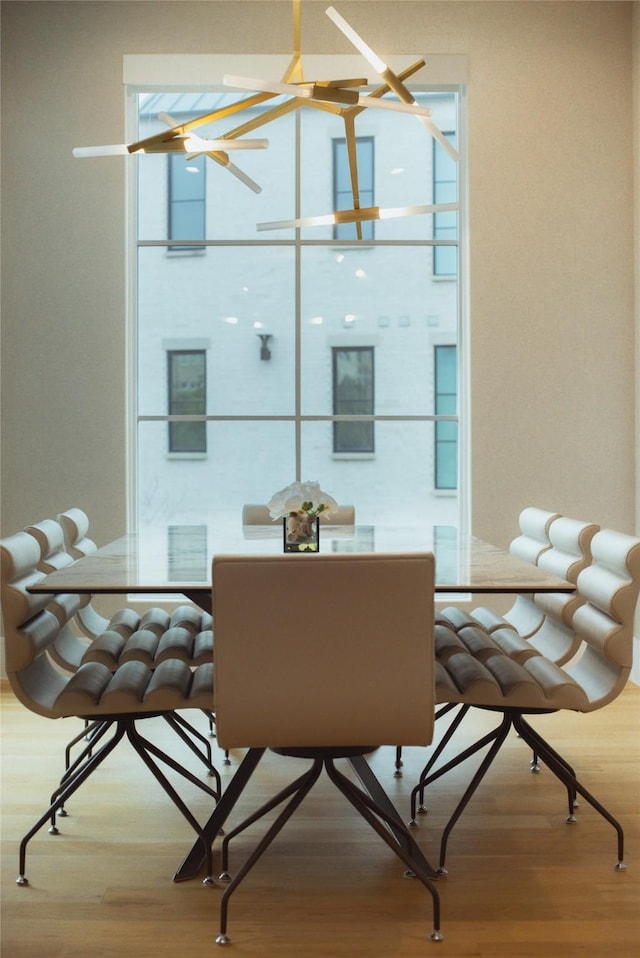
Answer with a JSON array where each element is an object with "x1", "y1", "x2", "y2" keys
[
  {"x1": 27, "y1": 520, "x2": 575, "y2": 610},
  {"x1": 27, "y1": 519, "x2": 575, "y2": 883}
]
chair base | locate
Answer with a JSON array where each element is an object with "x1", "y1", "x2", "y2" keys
[
  {"x1": 16, "y1": 713, "x2": 221, "y2": 886},
  {"x1": 216, "y1": 751, "x2": 443, "y2": 945},
  {"x1": 409, "y1": 706, "x2": 626, "y2": 873}
]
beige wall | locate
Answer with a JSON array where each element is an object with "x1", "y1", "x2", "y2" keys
[{"x1": 1, "y1": 1, "x2": 637, "y2": 549}]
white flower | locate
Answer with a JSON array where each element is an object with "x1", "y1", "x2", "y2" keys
[{"x1": 267, "y1": 480, "x2": 338, "y2": 520}]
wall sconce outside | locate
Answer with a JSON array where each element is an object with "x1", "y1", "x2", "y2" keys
[{"x1": 258, "y1": 333, "x2": 273, "y2": 361}]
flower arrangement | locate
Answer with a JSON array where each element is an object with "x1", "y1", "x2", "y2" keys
[
  {"x1": 267, "y1": 480, "x2": 338, "y2": 521},
  {"x1": 268, "y1": 480, "x2": 338, "y2": 552}
]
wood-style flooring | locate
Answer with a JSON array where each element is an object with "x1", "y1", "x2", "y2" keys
[{"x1": 1, "y1": 680, "x2": 639, "y2": 957}]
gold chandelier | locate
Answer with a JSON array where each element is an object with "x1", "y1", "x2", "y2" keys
[{"x1": 73, "y1": 1, "x2": 459, "y2": 232}]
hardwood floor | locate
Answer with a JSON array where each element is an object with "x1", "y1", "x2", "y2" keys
[{"x1": 2, "y1": 680, "x2": 639, "y2": 957}]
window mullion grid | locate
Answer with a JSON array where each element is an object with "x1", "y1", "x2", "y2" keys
[{"x1": 294, "y1": 109, "x2": 302, "y2": 481}]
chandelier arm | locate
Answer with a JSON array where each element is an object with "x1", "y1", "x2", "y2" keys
[
  {"x1": 126, "y1": 92, "x2": 279, "y2": 155},
  {"x1": 343, "y1": 113, "x2": 363, "y2": 240},
  {"x1": 256, "y1": 201, "x2": 459, "y2": 233}
]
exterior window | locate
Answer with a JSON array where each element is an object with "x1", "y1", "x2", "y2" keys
[
  {"x1": 433, "y1": 132, "x2": 457, "y2": 276},
  {"x1": 434, "y1": 345, "x2": 457, "y2": 489},
  {"x1": 333, "y1": 347, "x2": 374, "y2": 453},
  {"x1": 167, "y1": 350, "x2": 206, "y2": 453},
  {"x1": 333, "y1": 137, "x2": 374, "y2": 241},
  {"x1": 169, "y1": 153, "x2": 206, "y2": 250}
]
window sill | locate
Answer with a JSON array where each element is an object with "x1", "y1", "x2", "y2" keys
[
  {"x1": 167, "y1": 453, "x2": 208, "y2": 461},
  {"x1": 332, "y1": 452, "x2": 375, "y2": 461}
]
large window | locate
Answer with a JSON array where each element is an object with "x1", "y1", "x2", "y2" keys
[{"x1": 131, "y1": 58, "x2": 465, "y2": 531}]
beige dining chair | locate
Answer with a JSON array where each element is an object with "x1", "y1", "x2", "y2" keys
[
  {"x1": 438, "y1": 505, "x2": 562, "y2": 638},
  {"x1": 211, "y1": 551, "x2": 443, "y2": 945},
  {"x1": 408, "y1": 507, "x2": 565, "y2": 782},
  {"x1": 24, "y1": 515, "x2": 219, "y2": 778},
  {"x1": 0, "y1": 530, "x2": 218, "y2": 886},
  {"x1": 412, "y1": 527, "x2": 640, "y2": 878},
  {"x1": 425, "y1": 515, "x2": 599, "y2": 780}
]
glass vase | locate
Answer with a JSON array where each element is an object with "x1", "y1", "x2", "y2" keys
[{"x1": 283, "y1": 514, "x2": 320, "y2": 553}]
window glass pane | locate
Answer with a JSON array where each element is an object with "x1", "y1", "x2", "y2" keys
[
  {"x1": 137, "y1": 93, "x2": 296, "y2": 241},
  {"x1": 301, "y1": 421, "x2": 458, "y2": 526},
  {"x1": 137, "y1": 245, "x2": 296, "y2": 417},
  {"x1": 297, "y1": 92, "x2": 457, "y2": 242},
  {"x1": 138, "y1": 420, "x2": 297, "y2": 527},
  {"x1": 300, "y1": 245, "x2": 458, "y2": 417}
]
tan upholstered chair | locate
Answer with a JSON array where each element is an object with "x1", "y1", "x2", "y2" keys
[
  {"x1": 1, "y1": 531, "x2": 218, "y2": 886},
  {"x1": 412, "y1": 528, "x2": 640, "y2": 878},
  {"x1": 211, "y1": 552, "x2": 443, "y2": 945}
]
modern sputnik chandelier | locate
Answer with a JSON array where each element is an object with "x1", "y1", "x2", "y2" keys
[{"x1": 73, "y1": 1, "x2": 459, "y2": 231}]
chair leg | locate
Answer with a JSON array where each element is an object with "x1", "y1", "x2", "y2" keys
[
  {"x1": 413, "y1": 711, "x2": 513, "y2": 874},
  {"x1": 513, "y1": 715, "x2": 626, "y2": 869},
  {"x1": 202, "y1": 708, "x2": 215, "y2": 737},
  {"x1": 326, "y1": 759, "x2": 443, "y2": 942},
  {"x1": 162, "y1": 712, "x2": 222, "y2": 790},
  {"x1": 395, "y1": 703, "x2": 463, "y2": 781},
  {"x1": 216, "y1": 760, "x2": 324, "y2": 944},
  {"x1": 410, "y1": 704, "x2": 471, "y2": 822},
  {"x1": 64, "y1": 719, "x2": 106, "y2": 772},
  {"x1": 17, "y1": 721, "x2": 124, "y2": 885},
  {"x1": 50, "y1": 719, "x2": 117, "y2": 826},
  {"x1": 126, "y1": 721, "x2": 221, "y2": 882},
  {"x1": 518, "y1": 717, "x2": 578, "y2": 811},
  {"x1": 218, "y1": 763, "x2": 324, "y2": 880}
]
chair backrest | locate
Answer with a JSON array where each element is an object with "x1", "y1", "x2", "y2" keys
[
  {"x1": 0, "y1": 531, "x2": 71, "y2": 715},
  {"x1": 212, "y1": 552, "x2": 435, "y2": 749},
  {"x1": 514, "y1": 516, "x2": 598, "y2": 665},
  {"x1": 242, "y1": 504, "x2": 355, "y2": 526},
  {"x1": 565, "y1": 529, "x2": 640, "y2": 708},
  {"x1": 55, "y1": 509, "x2": 111, "y2": 637},
  {"x1": 23, "y1": 519, "x2": 94, "y2": 671},
  {"x1": 509, "y1": 507, "x2": 561, "y2": 563},
  {"x1": 57, "y1": 508, "x2": 98, "y2": 559},
  {"x1": 25, "y1": 519, "x2": 75, "y2": 573}
]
